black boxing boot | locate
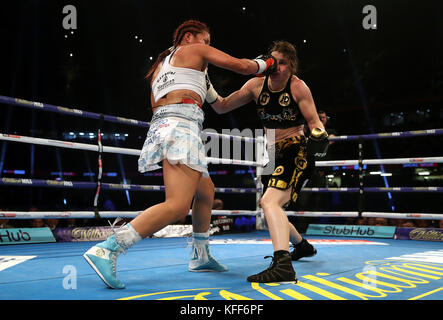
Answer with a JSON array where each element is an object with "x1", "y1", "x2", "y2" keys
[
  {"x1": 291, "y1": 238, "x2": 317, "y2": 261},
  {"x1": 247, "y1": 250, "x2": 297, "y2": 283}
]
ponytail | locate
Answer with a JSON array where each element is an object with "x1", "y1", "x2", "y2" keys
[
  {"x1": 145, "y1": 47, "x2": 172, "y2": 80},
  {"x1": 145, "y1": 20, "x2": 209, "y2": 81}
]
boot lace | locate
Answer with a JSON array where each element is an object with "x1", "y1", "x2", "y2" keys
[{"x1": 108, "y1": 217, "x2": 129, "y2": 255}]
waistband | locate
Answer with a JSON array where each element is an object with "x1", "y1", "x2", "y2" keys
[
  {"x1": 273, "y1": 135, "x2": 307, "y2": 150},
  {"x1": 156, "y1": 98, "x2": 202, "y2": 109},
  {"x1": 151, "y1": 103, "x2": 205, "y2": 129}
]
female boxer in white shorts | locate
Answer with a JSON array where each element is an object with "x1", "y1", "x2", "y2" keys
[{"x1": 83, "y1": 19, "x2": 276, "y2": 289}]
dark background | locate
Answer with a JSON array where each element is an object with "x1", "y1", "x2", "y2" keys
[{"x1": 0, "y1": 0, "x2": 442, "y2": 217}]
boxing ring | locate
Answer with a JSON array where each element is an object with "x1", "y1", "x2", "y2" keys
[{"x1": 1, "y1": 95, "x2": 442, "y2": 301}]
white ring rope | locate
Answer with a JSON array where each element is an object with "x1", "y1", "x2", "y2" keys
[
  {"x1": 0, "y1": 210, "x2": 360, "y2": 219},
  {"x1": 2, "y1": 210, "x2": 442, "y2": 220},
  {"x1": 315, "y1": 157, "x2": 443, "y2": 166},
  {"x1": 361, "y1": 212, "x2": 443, "y2": 221},
  {"x1": 0, "y1": 133, "x2": 263, "y2": 167},
  {"x1": 2, "y1": 132, "x2": 442, "y2": 167}
]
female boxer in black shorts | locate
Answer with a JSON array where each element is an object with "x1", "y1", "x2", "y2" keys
[{"x1": 206, "y1": 40, "x2": 329, "y2": 283}]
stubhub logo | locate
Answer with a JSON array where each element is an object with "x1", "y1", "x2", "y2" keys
[
  {"x1": 306, "y1": 224, "x2": 396, "y2": 239},
  {"x1": 324, "y1": 225, "x2": 375, "y2": 236}
]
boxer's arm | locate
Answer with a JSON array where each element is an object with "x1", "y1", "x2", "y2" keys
[
  {"x1": 208, "y1": 77, "x2": 260, "y2": 114},
  {"x1": 292, "y1": 78, "x2": 329, "y2": 158},
  {"x1": 293, "y1": 79, "x2": 324, "y2": 132},
  {"x1": 191, "y1": 44, "x2": 276, "y2": 75}
]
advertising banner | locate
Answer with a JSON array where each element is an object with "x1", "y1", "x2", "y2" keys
[
  {"x1": 395, "y1": 227, "x2": 443, "y2": 241},
  {"x1": 306, "y1": 224, "x2": 396, "y2": 238},
  {"x1": 53, "y1": 226, "x2": 113, "y2": 242},
  {"x1": 0, "y1": 227, "x2": 56, "y2": 245}
]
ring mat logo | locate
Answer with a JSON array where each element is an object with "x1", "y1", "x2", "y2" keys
[{"x1": 0, "y1": 255, "x2": 36, "y2": 271}]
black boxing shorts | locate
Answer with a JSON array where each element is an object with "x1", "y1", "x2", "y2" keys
[{"x1": 266, "y1": 136, "x2": 314, "y2": 207}]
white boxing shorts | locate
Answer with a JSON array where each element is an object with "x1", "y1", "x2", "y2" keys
[{"x1": 138, "y1": 103, "x2": 208, "y2": 177}]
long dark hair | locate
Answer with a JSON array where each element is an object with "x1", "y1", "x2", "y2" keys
[{"x1": 145, "y1": 20, "x2": 210, "y2": 80}]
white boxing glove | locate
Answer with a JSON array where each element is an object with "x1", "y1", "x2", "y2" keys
[{"x1": 205, "y1": 68, "x2": 219, "y2": 104}]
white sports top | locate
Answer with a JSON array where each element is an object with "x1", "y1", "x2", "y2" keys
[{"x1": 152, "y1": 47, "x2": 207, "y2": 103}]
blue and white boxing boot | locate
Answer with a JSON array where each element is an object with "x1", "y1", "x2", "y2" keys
[
  {"x1": 188, "y1": 231, "x2": 228, "y2": 272},
  {"x1": 83, "y1": 220, "x2": 141, "y2": 289}
]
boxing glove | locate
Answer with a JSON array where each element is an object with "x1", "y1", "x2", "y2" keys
[
  {"x1": 307, "y1": 127, "x2": 329, "y2": 158},
  {"x1": 253, "y1": 54, "x2": 277, "y2": 77}
]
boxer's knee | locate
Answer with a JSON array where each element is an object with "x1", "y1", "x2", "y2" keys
[
  {"x1": 164, "y1": 199, "x2": 191, "y2": 221},
  {"x1": 195, "y1": 178, "x2": 215, "y2": 202},
  {"x1": 260, "y1": 187, "x2": 291, "y2": 210}
]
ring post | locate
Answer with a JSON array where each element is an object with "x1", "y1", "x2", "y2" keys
[
  {"x1": 358, "y1": 136, "x2": 364, "y2": 218},
  {"x1": 93, "y1": 114, "x2": 104, "y2": 219},
  {"x1": 255, "y1": 135, "x2": 266, "y2": 230}
]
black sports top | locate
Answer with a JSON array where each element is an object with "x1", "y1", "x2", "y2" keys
[{"x1": 256, "y1": 75, "x2": 305, "y2": 129}]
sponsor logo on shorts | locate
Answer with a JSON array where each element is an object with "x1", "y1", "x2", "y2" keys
[
  {"x1": 273, "y1": 166, "x2": 284, "y2": 175},
  {"x1": 296, "y1": 158, "x2": 307, "y2": 170}
]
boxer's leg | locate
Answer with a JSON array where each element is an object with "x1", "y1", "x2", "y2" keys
[
  {"x1": 247, "y1": 187, "x2": 296, "y2": 283},
  {"x1": 189, "y1": 176, "x2": 228, "y2": 272},
  {"x1": 84, "y1": 160, "x2": 201, "y2": 288}
]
